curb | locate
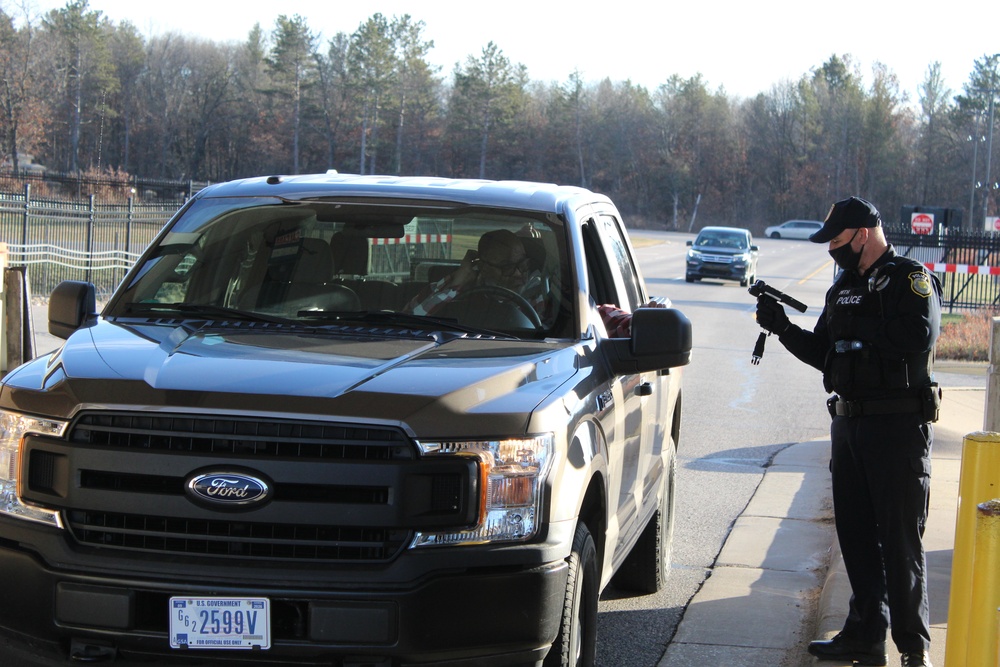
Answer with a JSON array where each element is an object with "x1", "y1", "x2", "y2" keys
[{"x1": 812, "y1": 539, "x2": 848, "y2": 640}]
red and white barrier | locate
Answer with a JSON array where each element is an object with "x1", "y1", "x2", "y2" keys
[
  {"x1": 371, "y1": 234, "x2": 452, "y2": 245},
  {"x1": 924, "y1": 263, "x2": 1000, "y2": 276}
]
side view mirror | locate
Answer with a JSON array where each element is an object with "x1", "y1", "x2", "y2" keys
[
  {"x1": 603, "y1": 307, "x2": 693, "y2": 374},
  {"x1": 49, "y1": 280, "x2": 97, "y2": 340}
]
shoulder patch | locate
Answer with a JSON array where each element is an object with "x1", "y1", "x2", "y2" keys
[{"x1": 909, "y1": 271, "x2": 932, "y2": 298}]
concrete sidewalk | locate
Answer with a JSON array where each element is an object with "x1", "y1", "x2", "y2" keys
[
  {"x1": 658, "y1": 437, "x2": 835, "y2": 667},
  {"x1": 659, "y1": 368, "x2": 987, "y2": 667}
]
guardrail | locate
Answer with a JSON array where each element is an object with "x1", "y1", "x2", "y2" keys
[
  {"x1": 12, "y1": 244, "x2": 140, "y2": 270},
  {"x1": 2, "y1": 243, "x2": 142, "y2": 300}
]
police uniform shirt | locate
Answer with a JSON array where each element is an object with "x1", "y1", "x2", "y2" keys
[{"x1": 778, "y1": 246, "x2": 941, "y2": 401}]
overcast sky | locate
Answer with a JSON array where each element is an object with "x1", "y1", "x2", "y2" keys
[{"x1": 20, "y1": 0, "x2": 1000, "y2": 103}]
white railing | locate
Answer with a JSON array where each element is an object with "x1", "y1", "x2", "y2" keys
[{"x1": 5, "y1": 243, "x2": 142, "y2": 271}]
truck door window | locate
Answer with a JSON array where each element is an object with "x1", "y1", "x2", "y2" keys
[
  {"x1": 596, "y1": 214, "x2": 643, "y2": 312},
  {"x1": 581, "y1": 220, "x2": 617, "y2": 307}
]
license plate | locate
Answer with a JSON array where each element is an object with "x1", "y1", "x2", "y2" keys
[{"x1": 169, "y1": 597, "x2": 270, "y2": 650}]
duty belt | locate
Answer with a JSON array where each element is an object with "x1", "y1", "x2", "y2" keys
[{"x1": 830, "y1": 396, "x2": 923, "y2": 418}]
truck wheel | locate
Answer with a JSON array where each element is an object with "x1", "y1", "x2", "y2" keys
[
  {"x1": 611, "y1": 442, "x2": 676, "y2": 594},
  {"x1": 546, "y1": 522, "x2": 598, "y2": 667}
]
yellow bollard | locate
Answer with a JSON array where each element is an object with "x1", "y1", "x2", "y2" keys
[
  {"x1": 966, "y1": 500, "x2": 1000, "y2": 666},
  {"x1": 945, "y1": 433, "x2": 1000, "y2": 667}
]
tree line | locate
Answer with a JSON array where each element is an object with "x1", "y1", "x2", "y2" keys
[{"x1": 1, "y1": 1, "x2": 999, "y2": 232}]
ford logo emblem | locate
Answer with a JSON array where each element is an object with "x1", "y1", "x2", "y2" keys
[{"x1": 186, "y1": 470, "x2": 272, "y2": 509}]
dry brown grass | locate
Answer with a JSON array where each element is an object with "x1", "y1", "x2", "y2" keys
[
  {"x1": 1, "y1": 167, "x2": 137, "y2": 201},
  {"x1": 937, "y1": 310, "x2": 997, "y2": 362}
]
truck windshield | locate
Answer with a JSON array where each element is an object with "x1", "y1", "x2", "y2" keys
[{"x1": 107, "y1": 197, "x2": 575, "y2": 339}]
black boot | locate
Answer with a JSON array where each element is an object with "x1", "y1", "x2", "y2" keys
[
  {"x1": 807, "y1": 633, "x2": 887, "y2": 665},
  {"x1": 900, "y1": 651, "x2": 931, "y2": 667}
]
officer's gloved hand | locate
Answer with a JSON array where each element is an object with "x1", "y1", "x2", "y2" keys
[{"x1": 755, "y1": 296, "x2": 790, "y2": 335}]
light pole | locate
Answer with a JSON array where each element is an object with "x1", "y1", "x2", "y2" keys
[
  {"x1": 982, "y1": 91, "x2": 996, "y2": 225},
  {"x1": 969, "y1": 114, "x2": 984, "y2": 223}
]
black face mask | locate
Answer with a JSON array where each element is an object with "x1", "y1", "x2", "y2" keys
[{"x1": 829, "y1": 229, "x2": 863, "y2": 272}]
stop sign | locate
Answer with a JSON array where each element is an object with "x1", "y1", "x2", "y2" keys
[{"x1": 911, "y1": 213, "x2": 934, "y2": 235}]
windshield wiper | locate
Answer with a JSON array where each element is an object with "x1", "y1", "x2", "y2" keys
[
  {"x1": 120, "y1": 303, "x2": 519, "y2": 338},
  {"x1": 295, "y1": 309, "x2": 516, "y2": 338},
  {"x1": 121, "y1": 303, "x2": 294, "y2": 324}
]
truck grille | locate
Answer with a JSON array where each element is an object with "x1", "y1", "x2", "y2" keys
[
  {"x1": 68, "y1": 412, "x2": 412, "y2": 461},
  {"x1": 26, "y1": 412, "x2": 476, "y2": 564},
  {"x1": 699, "y1": 253, "x2": 735, "y2": 264},
  {"x1": 67, "y1": 509, "x2": 406, "y2": 561}
]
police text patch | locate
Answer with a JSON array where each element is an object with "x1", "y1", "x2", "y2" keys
[{"x1": 909, "y1": 271, "x2": 932, "y2": 297}]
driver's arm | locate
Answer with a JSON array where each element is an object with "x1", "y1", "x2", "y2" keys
[
  {"x1": 597, "y1": 300, "x2": 663, "y2": 337},
  {"x1": 405, "y1": 250, "x2": 478, "y2": 315}
]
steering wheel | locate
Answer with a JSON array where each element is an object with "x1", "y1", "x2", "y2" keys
[{"x1": 451, "y1": 285, "x2": 543, "y2": 328}]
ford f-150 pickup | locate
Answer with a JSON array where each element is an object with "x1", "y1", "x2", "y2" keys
[{"x1": 0, "y1": 173, "x2": 691, "y2": 666}]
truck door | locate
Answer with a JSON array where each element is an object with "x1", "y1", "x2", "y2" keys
[{"x1": 581, "y1": 214, "x2": 652, "y2": 554}]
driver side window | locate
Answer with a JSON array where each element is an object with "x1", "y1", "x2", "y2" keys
[{"x1": 595, "y1": 214, "x2": 642, "y2": 312}]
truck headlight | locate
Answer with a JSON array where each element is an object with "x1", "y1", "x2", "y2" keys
[
  {"x1": 0, "y1": 410, "x2": 67, "y2": 527},
  {"x1": 411, "y1": 434, "x2": 553, "y2": 547}
]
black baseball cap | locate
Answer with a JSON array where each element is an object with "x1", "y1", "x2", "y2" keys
[{"x1": 809, "y1": 197, "x2": 882, "y2": 243}]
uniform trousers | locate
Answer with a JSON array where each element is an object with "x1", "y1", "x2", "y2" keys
[{"x1": 829, "y1": 411, "x2": 932, "y2": 653}]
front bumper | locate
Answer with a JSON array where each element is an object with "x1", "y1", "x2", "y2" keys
[{"x1": 0, "y1": 542, "x2": 567, "y2": 666}]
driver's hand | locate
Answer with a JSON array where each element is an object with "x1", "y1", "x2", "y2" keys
[
  {"x1": 598, "y1": 304, "x2": 632, "y2": 337},
  {"x1": 450, "y1": 249, "x2": 479, "y2": 287}
]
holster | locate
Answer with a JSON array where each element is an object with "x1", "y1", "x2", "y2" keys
[{"x1": 921, "y1": 383, "x2": 942, "y2": 423}]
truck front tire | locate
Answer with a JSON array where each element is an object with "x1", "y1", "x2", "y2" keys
[{"x1": 546, "y1": 522, "x2": 598, "y2": 667}]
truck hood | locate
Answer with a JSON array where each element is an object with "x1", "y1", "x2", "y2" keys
[{"x1": 3, "y1": 319, "x2": 583, "y2": 436}]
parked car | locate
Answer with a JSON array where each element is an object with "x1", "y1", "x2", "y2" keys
[
  {"x1": 0, "y1": 173, "x2": 692, "y2": 667},
  {"x1": 764, "y1": 219, "x2": 823, "y2": 239},
  {"x1": 685, "y1": 226, "x2": 759, "y2": 286}
]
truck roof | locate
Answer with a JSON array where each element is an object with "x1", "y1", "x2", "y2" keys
[{"x1": 196, "y1": 172, "x2": 613, "y2": 214}]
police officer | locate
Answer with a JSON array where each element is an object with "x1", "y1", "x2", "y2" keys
[{"x1": 756, "y1": 197, "x2": 941, "y2": 667}]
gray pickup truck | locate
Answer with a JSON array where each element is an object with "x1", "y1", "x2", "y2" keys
[{"x1": 0, "y1": 174, "x2": 691, "y2": 666}]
